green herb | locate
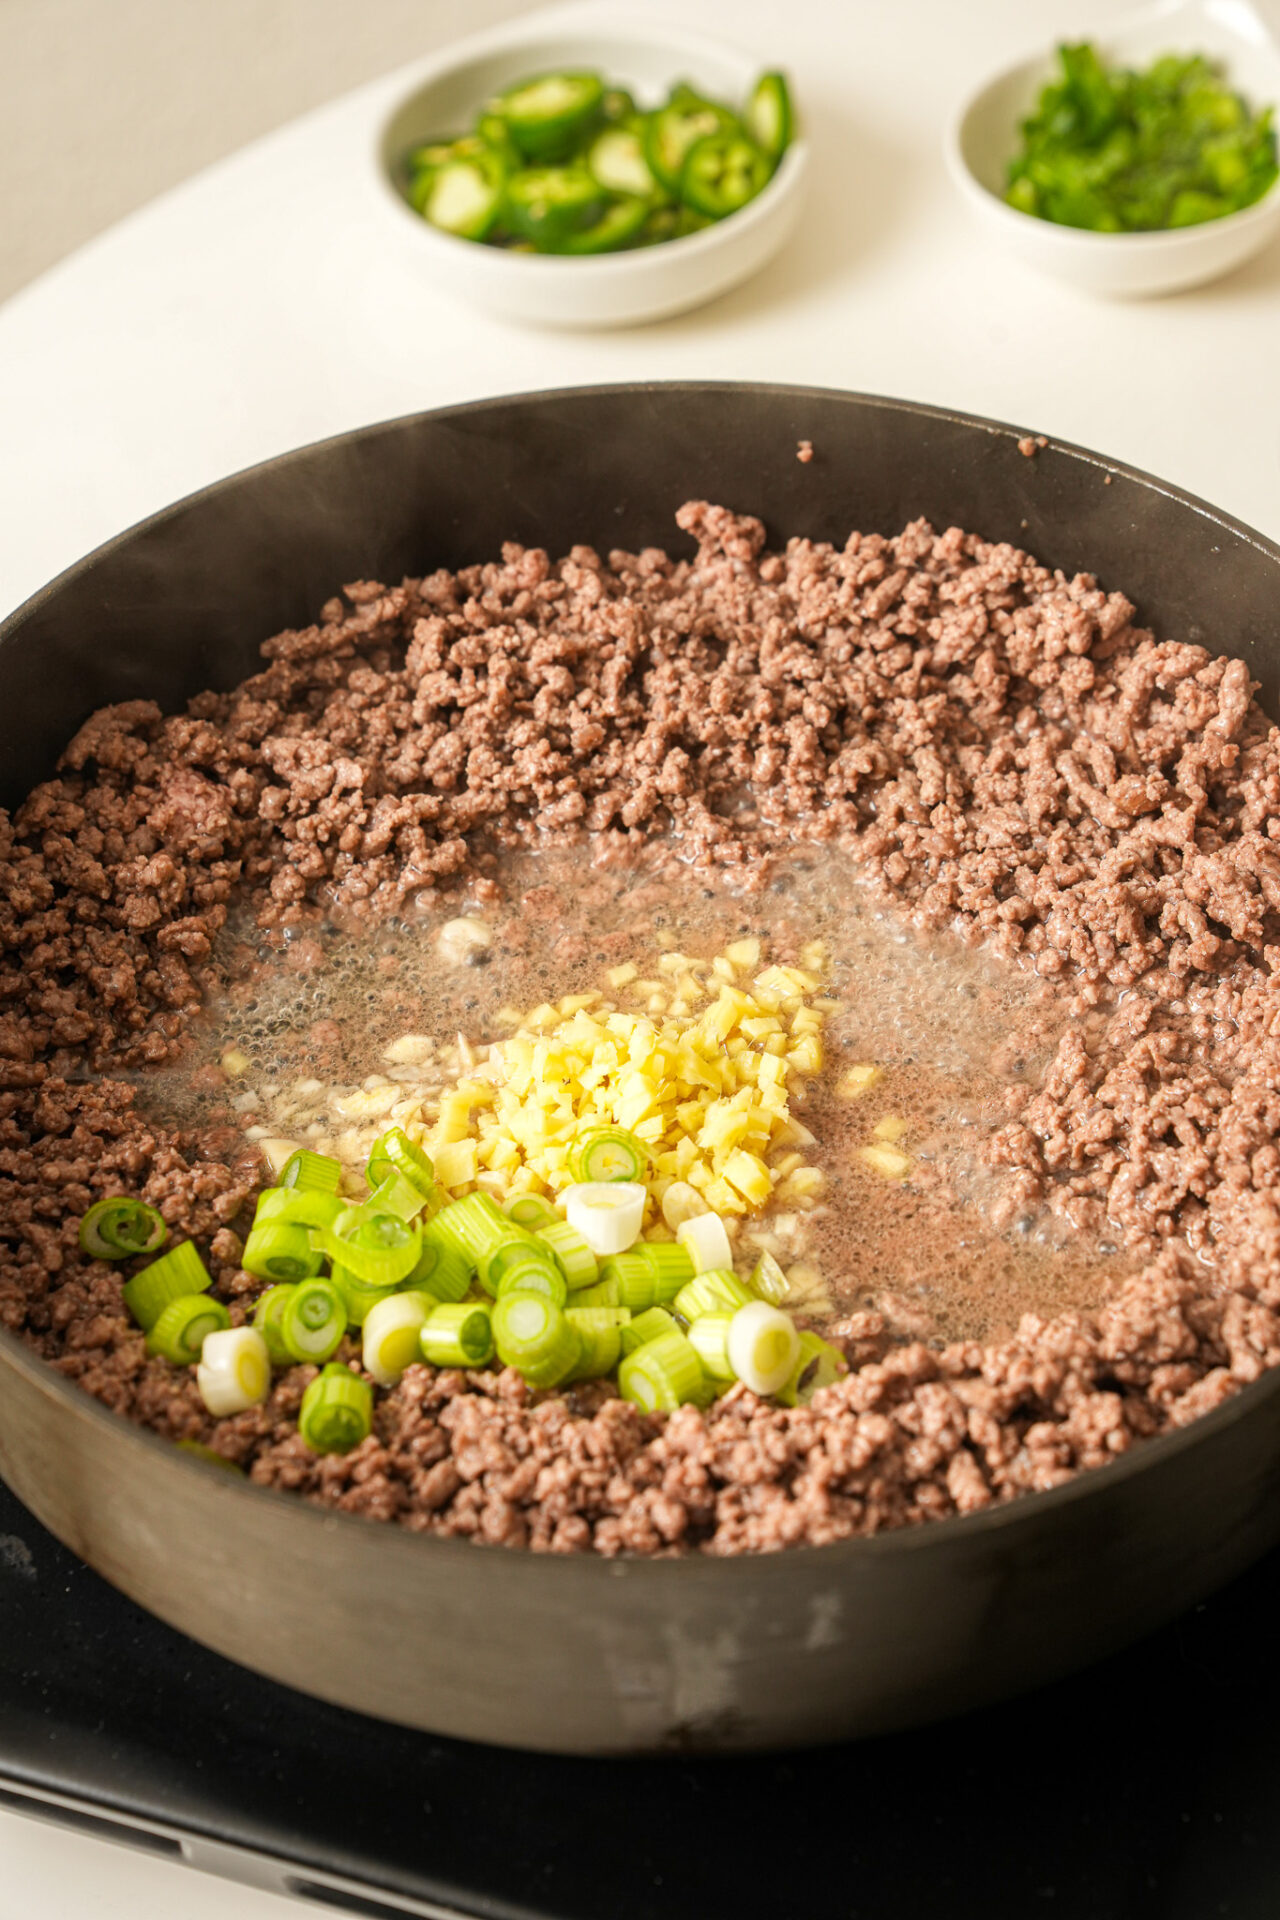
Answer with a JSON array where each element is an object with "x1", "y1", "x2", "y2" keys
[{"x1": 1006, "y1": 43, "x2": 1278, "y2": 231}]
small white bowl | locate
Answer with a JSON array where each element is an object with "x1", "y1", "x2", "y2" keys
[
  {"x1": 374, "y1": 17, "x2": 809, "y2": 329},
  {"x1": 946, "y1": 0, "x2": 1280, "y2": 298}
]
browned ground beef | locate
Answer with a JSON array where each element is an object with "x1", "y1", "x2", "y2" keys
[{"x1": 4, "y1": 501, "x2": 1280, "y2": 1554}]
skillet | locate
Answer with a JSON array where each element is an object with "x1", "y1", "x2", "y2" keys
[{"x1": 1, "y1": 382, "x2": 1279, "y2": 1754}]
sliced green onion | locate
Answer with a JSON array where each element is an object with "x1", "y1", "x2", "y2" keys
[
  {"x1": 637, "y1": 1240, "x2": 694, "y2": 1301},
  {"x1": 253, "y1": 1187, "x2": 344, "y2": 1231},
  {"x1": 79, "y1": 1196, "x2": 168, "y2": 1261},
  {"x1": 419, "y1": 1300, "x2": 494, "y2": 1368},
  {"x1": 502, "y1": 1192, "x2": 559, "y2": 1230},
  {"x1": 252, "y1": 1283, "x2": 295, "y2": 1364},
  {"x1": 362, "y1": 1291, "x2": 429, "y2": 1386},
  {"x1": 674, "y1": 1270, "x2": 754, "y2": 1321},
  {"x1": 685, "y1": 1310, "x2": 736, "y2": 1382},
  {"x1": 175, "y1": 1439, "x2": 244, "y2": 1473},
  {"x1": 565, "y1": 1307, "x2": 623, "y2": 1380},
  {"x1": 491, "y1": 1293, "x2": 580, "y2": 1389},
  {"x1": 122, "y1": 1241, "x2": 212, "y2": 1331},
  {"x1": 563, "y1": 1181, "x2": 645, "y2": 1256},
  {"x1": 727, "y1": 1301, "x2": 801, "y2": 1397},
  {"x1": 299, "y1": 1363, "x2": 372, "y2": 1454},
  {"x1": 367, "y1": 1170, "x2": 431, "y2": 1224},
  {"x1": 279, "y1": 1277, "x2": 347, "y2": 1363},
  {"x1": 331, "y1": 1265, "x2": 399, "y2": 1328},
  {"x1": 536, "y1": 1218, "x2": 599, "y2": 1289},
  {"x1": 403, "y1": 1236, "x2": 472, "y2": 1304},
  {"x1": 572, "y1": 1276, "x2": 622, "y2": 1309},
  {"x1": 197, "y1": 1326, "x2": 271, "y2": 1416},
  {"x1": 618, "y1": 1328, "x2": 707, "y2": 1412},
  {"x1": 569, "y1": 1126, "x2": 649, "y2": 1185},
  {"x1": 427, "y1": 1192, "x2": 509, "y2": 1267},
  {"x1": 482, "y1": 1232, "x2": 557, "y2": 1295},
  {"x1": 676, "y1": 1211, "x2": 733, "y2": 1273},
  {"x1": 619, "y1": 1305, "x2": 677, "y2": 1355},
  {"x1": 493, "y1": 1255, "x2": 568, "y2": 1306},
  {"x1": 598, "y1": 1251, "x2": 657, "y2": 1312},
  {"x1": 321, "y1": 1203, "x2": 421, "y2": 1285},
  {"x1": 279, "y1": 1149, "x2": 342, "y2": 1194},
  {"x1": 243, "y1": 1219, "x2": 325, "y2": 1284},
  {"x1": 366, "y1": 1127, "x2": 437, "y2": 1198},
  {"x1": 776, "y1": 1331, "x2": 847, "y2": 1407},
  {"x1": 146, "y1": 1293, "x2": 231, "y2": 1365},
  {"x1": 748, "y1": 1248, "x2": 790, "y2": 1306}
]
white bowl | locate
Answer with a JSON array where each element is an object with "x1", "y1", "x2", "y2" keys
[
  {"x1": 374, "y1": 17, "x2": 809, "y2": 329},
  {"x1": 946, "y1": 0, "x2": 1280, "y2": 298}
]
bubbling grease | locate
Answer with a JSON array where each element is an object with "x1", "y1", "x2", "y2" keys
[{"x1": 152, "y1": 841, "x2": 1131, "y2": 1344}]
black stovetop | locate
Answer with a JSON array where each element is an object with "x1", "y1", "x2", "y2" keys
[{"x1": 1, "y1": 1471, "x2": 1278, "y2": 1920}]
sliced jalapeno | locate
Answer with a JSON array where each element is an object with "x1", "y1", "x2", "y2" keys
[
  {"x1": 419, "y1": 146, "x2": 506, "y2": 240},
  {"x1": 601, "y1": 86, "x2": 638, "y2": 123},
  {"x1": 679, "y1": 131, "x2": 772, "y2": 218},
  {"x1": 504, "y1": 165, "x2": 606, "y2": 243},
  {"x1": 553, "y1": 192, "x2": 651, "y2": 254},
  {"x1": 745, "y1": 71, "x2": 793, "y2": 162},
  {"x1": 475, "y1": 112, "x2": 522, "y2": 172},
  {"x1": 587, "y1": 124, "x2": 660, "y2": 199},
  {"x1": 643, "y1": 97, "x2": 739, "y2": 194},
  {"x1": 491, "y1": 71, "x2": 604, "y2": 160}
]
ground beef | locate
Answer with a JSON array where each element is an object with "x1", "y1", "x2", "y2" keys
[{"x1": 3, "y1": 502, "x2": 1280, "y2": 1554}]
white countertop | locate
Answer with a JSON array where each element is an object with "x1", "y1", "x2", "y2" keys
[{"x1": 0, "y1": 0, "x2": 1278, "y2": 1911}]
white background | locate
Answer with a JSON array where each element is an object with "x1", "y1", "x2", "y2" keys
[{"x1": 0, "y1": 0, "x2": 1277, "y2": 1911}]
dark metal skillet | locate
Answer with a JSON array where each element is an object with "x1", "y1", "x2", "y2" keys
[{"x1": 1, "y1": 383, "x2": 1278, "y2": 1756}]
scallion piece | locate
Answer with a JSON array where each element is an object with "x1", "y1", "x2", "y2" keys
[
  {"x1": 568, "y1": 1125, "x2": 649, "y2": 1185},
  {"x1": 253, "y1": 1186, "x2": 344, "y2": 1231},
  {"x1": 674, "y1": 1270, "x2": 754, "y2": 1321},
  {"x1": 279, "y1": 1149, "x2": 342, "y2": 1194},
  {"x1": 491, "y1": 1293, "x2": 580, "y2": 1389},
  {"x1": 197, "y1": 1326, "x2": 272, "y2": 1416},
  {"x1": 362, "y1": 1290, "x2": 429, "y2": 1387},
  {"x1": 637, "y1": 1240, "x2": 694, "y2": 1301},
  {"x1": 419, "y1": 1300, "x2": 494, "y2": 1368},
  {"x1": 403, "y1": 1236, "x2": 472, "y2": 1304},
  {"x1": 243, "y1": 1219, "x2": 325, "y2": 1284},
  {"x1": 598, "y1": 1251, "x2": 657, "y2": 1312},
  {"x1": 252, "y1": 1283, "x2": 295, "y2": 1364},
  {"x1": 563, "y1": 1181, "x2": 645, "y2": 1256},
  {"x1": 676, "y1": 1211, "x2": 733, "y2": 1274},
  {"x1": 321, "y1": 1203, "x2": 421, "y2": 1286},
  {"x1": 493, "y1": 1254, "x2": 568, "y2": 1306},
  {"x1": 366, "y1": 1127, "x2": 437, "y2": 1199},
  {"x1": 727, "y1": 1300, "x2": 801, "y2": 1397},
  {"x1": 565, "y1": 1307, "x2": 623, "y2": 1380},
  {"x1": 502, "y1": 1192, "x2": 559, "y2": 1230},
  {"x1": 279, "y1": 1277, "x2": 347, "y2": 1363},
  {"x1": 619, "y1": 1305, "x2": 677, "y2": 1355},
  {"x1": 571, "y1": 1276, "x2": 622, "y2": 1309},
  {"x1": 298, "y1": 1362, "x2": 373, "y2": 1455},
  {"x1": 367, "y1": 1170, "x2": 431, "y2": 1224},
  {"x1": 685, "y1": 1310, "x2": 736, "y2": 1382},
  {"x1": 536, "y1": 1218, "x2": 599, "y2": 1290},
  {"x1": 483, "y1": 1231, "x2": 557, "y2": 1295},
  {"x1": 146, "y1": 1293, "x2": 231, "y2": 1365},
  {"x1": 747, "y1": 1248, "x2": 790, "y2": 1306},
  {"x1": 331, "y1": 1265, "x2": 399, "y2": 1328},
  {"x1": 776, "y1": 1330, "x2": 847, "y2": 1407},
  {"x1": 122, "y1": 1240, "x2": 212, "y2": 1331},
  {"x1": 617, "y1": 1327, "x2": 707, "y2": 1412},
  {"x1": 426, "y1": 1192, "x2": 509, "y2": 1267},
  {"x1": 79, "y1": 1196, "x2": 168, "y2": 1262}
]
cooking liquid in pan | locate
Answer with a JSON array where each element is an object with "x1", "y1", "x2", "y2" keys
[{"x1": 151, "y1": 841, "x2": 1133, "y2": 1346}]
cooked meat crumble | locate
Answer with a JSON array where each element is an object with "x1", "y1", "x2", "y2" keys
[{"x1": 4, "y1": 500, "x2": 1280, "y2": 1554}]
